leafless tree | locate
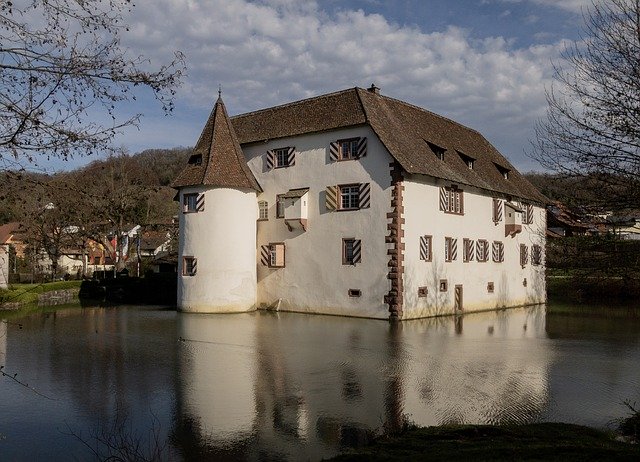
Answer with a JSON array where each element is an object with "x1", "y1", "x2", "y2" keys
[
  {"x1": 531, "y1": 0, "x2": 640, "y2": 211},
  {"x1": 0, "y1": 0, "x2": 185, "y2": 168}
]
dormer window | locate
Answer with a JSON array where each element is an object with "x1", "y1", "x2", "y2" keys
[
  {"x1": 427, "y1": 141, "x2": 446, "y2": 161},
  {"x1": 188, "y1": 154, "x2": 202, "y2": 165},
  {"x1": 494, "y1": 162, "x2": 510, "y2": 179},
  {"x1": 457, "y1": 150, "x2": 475, "y2": 170}
]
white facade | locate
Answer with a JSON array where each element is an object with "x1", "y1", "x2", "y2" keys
[
  {"x1": 244, "y1": 126, "x2": 395, "y2": 319},
  {"x1": 177, "y1": 186, "x2": 258, "y2": 313},
  {"x1": 0, "y1": 244, "x2": 8, "y2": 289}
]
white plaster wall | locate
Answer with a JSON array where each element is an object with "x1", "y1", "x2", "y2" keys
[
  {"x1": 243, "y1": 126, "x2": 394, "y2": 319},
  {"x1": 402, "y1": 174, "x2": 546, "y2": 319},
  {"x1": 177, "y1": 186, "x2": 257, "y2": 312},
  {"x1": 0, "y1": 244, "x2": 8, "y2": 289}
]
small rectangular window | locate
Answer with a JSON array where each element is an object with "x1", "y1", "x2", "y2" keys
[
  {"x1": 276, "y1": 194, "x2": 285, "y2": 218},
  {"x1": 183, "y1": 256, "x2": 197, "y2": 276},
  {"x1": 418, "y1": 286, "x2": 428, "y2": 297},
  {"x1": 439, "y1": 279, "x2": 448, "y2": 292},
  {"x1": 274, "y1": 147, "x2": 293, "y2": 168},
  {"x1": 487, "y1": 282, "x2": 494, "y2": 293},
  {"x1": 339, "y1": 184, "x2": 360, "y2": 210},
  {"x1": 183, "y1": 193, "x2": 200, "y2": 213},
  {"x1": 269, "y1": 243, "x2": 285, "y2": 268},
  {"x1": 258, "y1": 201, "x2": 269, "y2": 220},
  {"x1": 343, "y1": 238, "x2": 361, "y2": 265},
  {"x1": 348, "y1": 289, "x2": 361, "y2": 297},
  {"x1": 339, "y1": 138, "x2": 359, "y2": 160}
]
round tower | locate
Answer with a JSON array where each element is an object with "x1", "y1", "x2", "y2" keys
[{"x1": 172, "y1": 96, "x2": 261, "y2": 313}]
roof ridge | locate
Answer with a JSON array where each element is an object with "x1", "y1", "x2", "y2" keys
[{"x1": 231, "y1": 87, "x2": 359, "y2": 119}]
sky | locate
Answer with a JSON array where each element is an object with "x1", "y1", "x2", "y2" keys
[{"x1": 35, "y1": 0, "x2": 594, "y2": 173}]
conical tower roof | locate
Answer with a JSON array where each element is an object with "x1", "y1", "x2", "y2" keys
[{"x1": 172, "y1": 97, "x2": 261, "y2": 191}]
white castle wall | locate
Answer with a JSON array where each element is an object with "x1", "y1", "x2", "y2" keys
[
  {"x1": 243, "y1": 126, "x2": 395, "y2": 319},
  {"x1": 177, "y1": 186, "x2": 258, "y2": 312},
  {"x1": 402, "y1": 174, "x2": 546, "y2": 319},
  {"x1": 0, "y1": 244, "x2": 8, "y2": 289}
]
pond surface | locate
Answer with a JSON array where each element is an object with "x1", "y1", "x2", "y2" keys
[{"x1": 1, "y1": 303, "x2": 639, "y2": 461}]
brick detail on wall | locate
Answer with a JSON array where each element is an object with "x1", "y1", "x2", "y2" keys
[{"x1": 385, "y1": 161, "x2": 405, "y2": 320}]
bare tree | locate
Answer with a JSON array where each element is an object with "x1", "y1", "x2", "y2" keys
[
  {"x1": 0, "y1": 0, "x2": 185, "y2": 167},
  {"x1": 531, "y1": 0, "x2": 640, "y2": 211}
]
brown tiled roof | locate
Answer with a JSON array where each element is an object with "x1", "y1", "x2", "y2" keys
[
  {"x1": 232, "y1": 87, "x2": 546, "y2": 204},
  {"x1": 172, "y1": 97, "x2": 261, "y2": 191},
  {"x1": 0, "y1": 222, "x2": 26, "y2": 244}
]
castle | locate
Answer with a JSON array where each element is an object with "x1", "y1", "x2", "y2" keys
[{"x1": 171, "y1": 86, "x2": 546, "y2": 320}]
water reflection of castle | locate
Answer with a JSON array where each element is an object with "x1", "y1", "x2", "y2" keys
[{"x1": 174, "y1": 308, "x2": 551, "y2": 459}]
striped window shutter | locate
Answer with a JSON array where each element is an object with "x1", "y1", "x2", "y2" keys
[
  {"x1": 260, "y1": 245, "x2": 270, "y2": 266},
  {"x1": 266, "y1": 150, "x2": 275, "y2": 170},
  {"x1": 439, "y1": 187, "x2": 449, "y2": 211},
  {"x1": 359, "y1": 183, "x2": 371, "y2": 208},
  {"x1": 451, "y1": 238, "x2": 458, "y2": 261},
  {"x1": 420, "y1": 235, "x2": 431, "y2": 261},
  {"x1": 525, "y1": 204, "x2": 534, "y2": 224},
  {"x1": 287, "y1": 147, "x2": 295, "y2": 166},
  {"x1": 196, "y1": 193, "x2": 205, "y2": 212},
  {"x1": 356, "y1": 137, "x2": 367, "y2": 158},
  {"x1": 352, "y1": 239, "x2": 362, "y2": 264},
  {"x1": 329, "y1": 141, "x2": 339, "y2": 161},
  {"x1": 325, "y1": 185, "x2": 338, "y2": 211},
  {"x1": 492, "y1": 242, "x2": 503, "y2": 262},
  {"x1": 493, "y1": 198, "x2": 502, "y2": 223},
  {"x1": 520, "y1": 244, "x2": 529, "y2": 266},
  {"x1": 464, "y1": 239, "x2": 475, "y2": 262}
]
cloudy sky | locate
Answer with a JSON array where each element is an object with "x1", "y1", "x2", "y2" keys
[{"x1": 44, "y1": 0, "x2": 593, "y2": 173}]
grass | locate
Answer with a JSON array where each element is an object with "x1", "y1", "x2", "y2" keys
[
  {"x1": 0, "y1": 280, "x2": 82, "y2": 306},
  {"x1": 328, "y1": 423, "x2": 639, "y2": 461}
]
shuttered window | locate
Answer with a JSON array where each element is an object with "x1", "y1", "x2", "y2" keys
[
  {"x1": 523, "y1": 203, "x2": 534, "y2": 224},
  {"x1": 325, "y1": 183, "x2": 371, "y2": 211},
  {"x1": 343, "y1": 238, "x2": 362, "y2": 265},
  {"x1": 266, "y1": 147, "x2": 295, "y2": 169},
  {"x1": 477, "y1": 239, "x2": 489, "y2": 262},
  {"x1": 445, "y1": 237, "x2": 457, "y2": 262},
  {"x1": 463, "y1": 238, "x2": 475, "y2": 262},
  {"x1": 439, "y1": 186, "x2": 464, "y2": 215},
  {"x1": 420, "y1": 235, "x2": 432, "y2": 261},
  {"x1": 329, "y1": 137, "x2": 367, "y2": 161},
  {"x1": 260, "y1": 243, "x2": 285, "y2": 267},
  {"x1": 183, "y1": 193, "x2": 204, "y2": 213},
  {"x1": 276, "y1": 194, "x2": 285, "y2": 218},
  {"x1": 492, "y1": 241, "x2": 504, "y2": 263},
  {"x1": 492, "y1": 198, "x2": 503, "y2": 224},
  {"x1": 258, "y1": 201, "x2": 268, "y2": 220},
  {"x1": 182, "y1": 256, "x2": 197, "y2": 276},
  {"x1": 532, "y1": 244, "x2": 542, "y2": 265},
  {"x1": 520, "y1": 244, "x2": 529, "y2": 267}
]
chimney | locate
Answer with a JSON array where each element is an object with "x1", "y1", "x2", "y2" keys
[{"x1": 368, "y1": 84, "x2": 380, "y2": 95}]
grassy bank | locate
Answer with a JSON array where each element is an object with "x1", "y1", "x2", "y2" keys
[
  {"x1": 0, "y1": 280, "x2": 82, "y2": 306},
  {"x1": 329, "y1": 423, "x2": 639, "y2": 461},
  {"x1": 547, "y1": 274, "x2": 640, "y2": 304}
]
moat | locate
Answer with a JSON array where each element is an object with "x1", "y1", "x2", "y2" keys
[{"x1": 1, "y1": 303, "x2": 639, "y2": 460}]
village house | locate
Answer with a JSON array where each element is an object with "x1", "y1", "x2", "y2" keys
[{"x1": 172, "y1": 86, "x2": 547, "y2": 320}]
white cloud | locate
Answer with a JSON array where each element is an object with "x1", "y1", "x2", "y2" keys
[{"x1": 113, "y1": 0, "x2": 569, "y2": 170}]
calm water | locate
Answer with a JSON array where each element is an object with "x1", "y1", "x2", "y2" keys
[{"x1": 1, "y1": 304, "x2": 639, "y2": 461}]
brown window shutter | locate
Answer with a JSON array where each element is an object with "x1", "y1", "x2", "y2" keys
[
  {"x1": 439, "y1": 187, "x2": 449, "y2": 211},
  {"x1": 329, "y1": 142, "x2": 339, "y2": 161},
  {"x1": 287, "y1": 147, "x2": 295, "y2": 166},
  {"x1": 260, "y1": 245, "x2": 270, "y2": 266},
  {"x1": 356, "y1": 137, "x2": 367, "y2": 158},
  {"x1": 352, "y1": 239, "x2": 362, "y2": 264},
  {"x1": 196, "y1": 193, "x2": 205, "y2": 212},
  {"x1": 266, "y1": 150, "x2": 275, "y2": 170},
  {"x1": 325, "y1": 185, "x2": 338, "y2": 211},
  {"x1": 359, "y1": 183, "x2": 370, "y2": 209}
]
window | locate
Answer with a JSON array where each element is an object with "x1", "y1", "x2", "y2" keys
[
  {"x1": 445, "y1": 237, "x2": 457, "y2": 262},
  {"x1": 270, "y1": 243, "x2": 286, "y2": 267},
  {"x1": 183, "y1": 193, "x2": 203, "y2": 213},
  {"x1": 439, "y1": 279, "x2": 448, "y2": 292},
  {"x1": 339, "y1": 184, "x2": 360, "y2": 210},
  {"x1": 420, "y1": 235, "x2": 432, "y2": 261},
  {"x1": 532, "y1": 244, "x2": 542, "y2": 265},
  {"x1": 477, "y1": 239, "x2": 489, "y2": 262},
  {"x1": 492, "y1": 241, "x2": 504, "y2": 263},
  {"x1": 457, "y1": 150, "x2": 475, "y2": 170},
  {"x1": 348, "y1": 289, "x2": 361, "y2": 297},
  {"x1": 258, "y1": 201, "x2": 268, "y2": 220},
  {"x1": 487, "y1": 282, "x2": 494, "y2": 293},
  {"x1": 463, "y1": 238, "x2": 475, "y2": 262},
  {"x1": 266, "y1": 147, "x2": 295, "y2": 169},
  {"x1": 276, "y1": 194, "x2": 285, "y2": 218},
  {"x1": 494, "y1": 163, "x2": 510, "y2": 179},
  {"x1": 187, "y1": 154, "x2": 202, "y2": 165},
  {"x1": 492, "y1": 198, "x2": 503, "y2": 224},
  {"x1": 326, "y1": 184, "x2": 370, "y2": 211},
  {"x1": 343, "y1": 238, "x2": 362, "y2": 265},
  {"x1": 427, "y1": 141, "x2": 445, "y2": 161},
  {"x1": 330, "y1": 138, "x2": 366, "y2": 160},
  {"x1": 439, "y1": 186, "x2": 464, "y2": 215},
  {"x1": 418, "y1": 286, "x2": 428, "y2": 297},
  {"x1": 182, "y1": 256, "x2": 197, "y2": 276},
  {"x1": 520, "y1": 244, "x2": 529, "y2": 267},
  {"x1": 523, "y1": 203, "x2": 534, "y2": 224}
]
